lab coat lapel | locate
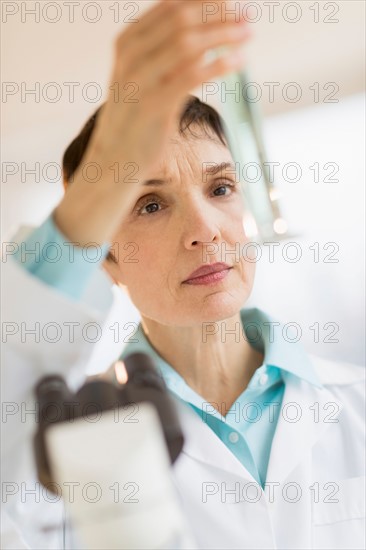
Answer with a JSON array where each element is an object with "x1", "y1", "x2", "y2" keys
[
  {"x1": 266, "y1": 375, "x2": 343, "y2": 485},
  {"x1": 174, "y1": 377, "x2": 344, "y2": 487},
  {"x1": 175, "y1": 400, "x2": 256, "y2": 482}
]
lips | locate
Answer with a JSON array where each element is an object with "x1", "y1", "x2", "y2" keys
[{"x1": 183, "y1": 262, "x2": 232, "y2": 283}]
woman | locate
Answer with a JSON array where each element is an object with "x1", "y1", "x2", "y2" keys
[
  {"x1": 59, "y1": 94, "x2": 366, "y2": 550},
  {"x1": 3, "y1": 1, "x2": 364, "y2": 549}
]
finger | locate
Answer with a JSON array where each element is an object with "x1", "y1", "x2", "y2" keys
[
  {"x1": 133, "y1": 21, "x2": 252, "y2": 90},
  {"x1": 158, "y1": 43, "x2": 249, "y2": 108},
  {"x1": 114, "y1": 0, "x2": 172, "y2": 46},
  {"x1": 116, "y1": 2, "x2": 249, "y2": 76}
]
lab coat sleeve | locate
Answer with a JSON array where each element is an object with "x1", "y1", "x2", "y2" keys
[
  {"x1": 11, "y1": 209, "x2": 111, "y2": 302},
  {"x1": 1, "y1": 250, "x2": 115, "y2": 511}
]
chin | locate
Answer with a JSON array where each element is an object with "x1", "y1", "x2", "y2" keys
[
  {"x1": 160, "y1": 287, "x2": 250, "y2": 327},
  {"x1": 195, "y1": 293, "x2": 247, "y2": 324}
]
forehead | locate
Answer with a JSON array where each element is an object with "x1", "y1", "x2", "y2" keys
[{"x1": 150, "y1": 125, "x2": 232, "y2": 176}]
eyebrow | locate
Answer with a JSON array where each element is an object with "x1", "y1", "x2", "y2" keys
[
  {"x1": 205, "y1": 162, "x2": 236, "y2": 175},
  {"x1": 142, "y1": 162, "x2": 236, "y2": 186},
  {"x1": 142, "y1": 178, "x2": 169, "y2": 187}
]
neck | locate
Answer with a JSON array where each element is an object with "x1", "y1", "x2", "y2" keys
[{"x1": 140, "y1": 310, "x2": 264, "y2": 415}]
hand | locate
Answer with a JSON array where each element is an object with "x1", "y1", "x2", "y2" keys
[
  {"x1": 88, "y1": 0, "x2": 252, "y2": 180},
  {"x1": 55, "y1": 1, "x2": 252, "y2": 246}
]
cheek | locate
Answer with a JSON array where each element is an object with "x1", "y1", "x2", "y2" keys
[
  {"x1": 243, "y1": 256, "x2": 256, "y2": 286},
  {"x1": 226, "y1": 216, "x2": 249, "y2": 251},
  {"x1": 227, "y1": 220, "x2": 257, "y2": 282},
  {"x1": 120, "y1": 239, "x2": 177, "y2": 319},
  {"x1": 121, "y1": 240, "x2": 169, "y2": 288}
]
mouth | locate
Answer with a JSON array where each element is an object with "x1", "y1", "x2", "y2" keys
[{"x1": 182, "y1": 263, "x2": 233, "y2": 286}]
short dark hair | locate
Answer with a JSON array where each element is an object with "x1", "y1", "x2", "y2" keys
[{"x1": 62, "y1": 95, "x2": 228, "y2": 263}]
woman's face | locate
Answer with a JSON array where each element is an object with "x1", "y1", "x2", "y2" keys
[{"x1": 105, "y1": 125, "x2": 256, "y2": 327}]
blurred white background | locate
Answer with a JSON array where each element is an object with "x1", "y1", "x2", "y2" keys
[{"x1": 1, "y1": 1, "x2": 365, "y2": 369}]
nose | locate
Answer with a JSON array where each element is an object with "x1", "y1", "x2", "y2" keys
[{"x1": 181, "y1": 197, "x2": 221, "y2": 250}]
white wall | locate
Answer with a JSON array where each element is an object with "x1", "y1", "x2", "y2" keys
[{"x1": 247, "y1": 93, "x2": 365, "y2": 366}]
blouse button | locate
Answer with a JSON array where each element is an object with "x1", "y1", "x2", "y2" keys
[
  {"x1": 259, "y1": 373, "x2": 269, "y2": 386},
  {"x1": 228, "y1": 432, "x2": 239, "y2": 444}
]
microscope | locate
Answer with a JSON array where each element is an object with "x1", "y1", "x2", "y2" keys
[{"x1": 33, "y1": 353, "x2": 196, "y2": 549}]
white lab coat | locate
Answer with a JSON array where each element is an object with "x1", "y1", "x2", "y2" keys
[
  {"x1": 1, "y1": 232, "x2": 365, "y2": 550},
  {"x1": 172, "y1": 359, "x2": 365, "y2": 549}
]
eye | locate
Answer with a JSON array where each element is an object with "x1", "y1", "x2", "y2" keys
[
  {"x1": 141, "y1": 202, "x2": 161, "y2": 215},
  {"x1": 135, "y1": 195, "x2": 164, "y2": 216},
  {"x1": 212, "y1": 180, "x2": 236, "y2": 196}
]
